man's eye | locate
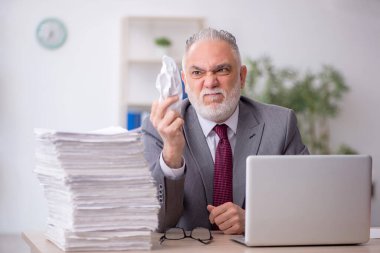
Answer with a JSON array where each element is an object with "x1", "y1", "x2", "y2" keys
[
  {"x1": 192, "y1": 70, "x2": 202, "y2": 76},
  {"x1": 217, "y1": 68, "x2": 230, "y2": 74}
]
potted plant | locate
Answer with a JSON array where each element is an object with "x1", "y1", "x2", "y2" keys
[
  {"x1": 243, "y1": 56, "x2": 355, "y2": 155},
  {"x1": 154, "y1": 37, "x2": 172, "y2": 56}
]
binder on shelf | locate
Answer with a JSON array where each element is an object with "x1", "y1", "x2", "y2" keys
[
  {"x1": 182, "y1": 79, "x2": 188, "y2": 99},
  {"x1": 127, "y1": 110, "x2": 150, "y2": 130},
  {"x1": 127, "y1": 111, "x2": 142, "y2": 130}
]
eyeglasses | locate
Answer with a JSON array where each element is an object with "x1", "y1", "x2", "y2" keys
[{"x1": 159, "y1": 227, "x2": 213, "y2": 244}]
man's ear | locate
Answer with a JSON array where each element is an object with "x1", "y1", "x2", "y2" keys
[
  {"x1": 240, "y1": 65, "x2": 248, "y2": 89},
  {"x1": 181, "y1": 70, "x2": 188, "y2": 92}
]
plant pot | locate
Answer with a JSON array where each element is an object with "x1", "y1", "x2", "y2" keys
[{"x1": 155, "y1": 46, "x2": 170, "y2": 58}]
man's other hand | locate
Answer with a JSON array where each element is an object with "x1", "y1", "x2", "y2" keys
[{"x1": 207, "y1": 202, "x2": 245, "y2": 235}]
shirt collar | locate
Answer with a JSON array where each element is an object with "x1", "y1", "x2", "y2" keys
[{"x1": 196, "y1": 105, "x2": 239, "y2": 138}]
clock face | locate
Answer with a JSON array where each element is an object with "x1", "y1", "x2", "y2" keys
[{"x1": 36, "y1": 18, "x2": 67, "y2": 49}]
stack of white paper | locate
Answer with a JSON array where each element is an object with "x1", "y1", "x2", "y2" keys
[{"x1": 34, "y1": 127, "x2": 159, "y2": 251}]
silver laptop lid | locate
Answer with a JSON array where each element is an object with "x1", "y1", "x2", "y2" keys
[{"x1": 245, "y1": 155, "x2": 372, "y2": 246}]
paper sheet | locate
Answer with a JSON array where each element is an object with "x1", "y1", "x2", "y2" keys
[
  {"x1": 34, "y1": 127, "x2": 159, "y2": 251},
  {"x1": 155, "y1": 55, "x2": 183, "y2": 112},
  {"x1": 370, "y1": 227, "x2": 380, "y2": 239}
]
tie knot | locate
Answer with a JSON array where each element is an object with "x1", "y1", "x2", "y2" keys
[{"x1": 214, "y1": 124, "x2": 228, "y2": 139}]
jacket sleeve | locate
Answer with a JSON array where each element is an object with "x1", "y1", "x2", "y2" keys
[
  {"x1": 283, "y1": 110, "x2": 310, "y2": 155},
  {"x1": 141, "y1": 117, "x2": 185, "y2": 232}
]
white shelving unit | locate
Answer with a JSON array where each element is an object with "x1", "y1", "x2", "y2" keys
[{"x1": 119, "y1": 16, "x2": 204, "y2": 127}]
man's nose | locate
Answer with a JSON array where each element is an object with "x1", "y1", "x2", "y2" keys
[{"x1": 203, "y1": 72, "x2": 218, "y2": 88}]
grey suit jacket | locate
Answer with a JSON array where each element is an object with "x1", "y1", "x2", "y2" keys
[{"x1": 142, "y1": 96, "x2": 309, "y2": 232}]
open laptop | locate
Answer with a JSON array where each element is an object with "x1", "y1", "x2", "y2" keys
[{"x1": 233, "y1": 155, "x2": 372, "y2": 246}]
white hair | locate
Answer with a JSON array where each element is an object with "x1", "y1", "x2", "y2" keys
[{"x1": 182, "y1": 28, "x2": 242, "y2": 70}]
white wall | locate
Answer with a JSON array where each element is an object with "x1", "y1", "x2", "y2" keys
[{"x1": 1, "y1": 0, "x2": 379, "y2": 233}]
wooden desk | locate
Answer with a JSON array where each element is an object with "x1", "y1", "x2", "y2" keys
[{"x1": 22, "y1": 231, "x2": 380, "y2": 253}]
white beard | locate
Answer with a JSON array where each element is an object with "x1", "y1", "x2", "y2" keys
[{"x1": 187, "y1": 84, "x2": 241, "y2": 123}]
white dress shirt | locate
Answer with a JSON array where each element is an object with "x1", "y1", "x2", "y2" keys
[{"x1": 160, "y1": 105, "x2": 239, "y2": 179}]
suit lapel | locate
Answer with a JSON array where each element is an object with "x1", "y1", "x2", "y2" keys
[
  {"x1": 182, "y1": 99, "x2": 265, "y2": 208},
  {"x1": 233, "y1": 101, "x2": 264, "y2": 207},
  {"x1": 183, "y1": 105, "x2": 214, "y2": 206}
]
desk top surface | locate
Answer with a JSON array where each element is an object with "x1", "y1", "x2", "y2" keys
[{"x1": 22, "y1": 231, "x2": 380, "y2": 253}]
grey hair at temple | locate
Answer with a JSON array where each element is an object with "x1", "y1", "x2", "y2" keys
[{"x1": 182, "y1": 28, "x2": 242, "y2": 69}]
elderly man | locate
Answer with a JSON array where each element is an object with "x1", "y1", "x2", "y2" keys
[{"x1": 142, "y1": 28, "x2": 309, "y2": 235}]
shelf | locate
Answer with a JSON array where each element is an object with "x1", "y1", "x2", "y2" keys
[
  {"x1": 119, "y1": 16, "x2": 205, "y2": 128},
  {"x1": 128, "y1": 58, "x2": 182, "y2": 65},
  {"x1": 127, "y1": 103, "x2": 152, "y2": 112}
]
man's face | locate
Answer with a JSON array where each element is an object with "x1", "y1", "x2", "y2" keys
[{"x1": 182, "y1": 39, "x2": 247, "y2": 123}]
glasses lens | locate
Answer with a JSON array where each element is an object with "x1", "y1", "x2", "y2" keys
[
  {"x1": 165, "y1": 228, "x2": 185, "y2": 240},
  {"x1": 191, "y1": 227, "x2": 211, "y2": 240}
]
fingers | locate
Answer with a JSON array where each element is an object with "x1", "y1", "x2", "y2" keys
[
  {"x1": 223, "y1": 224, "x2": 241, "y2": 235},
  {"x1": 157, "y1": 110, "x2": 183, "y2": 134},
  {"x1": 209, "y1": 202, "x2": 233, "y2": 225},
  {"x1": 208, "y1": 203, "x2": 229, "y2": 224},
  {"x1": 207, "y1": 205, "x2": 215, "y2": 222},
  {"x1": 150, "y1": 96, "x2": 179, "y2": 128},
  {"x1": 150, "y1": 95, "x2": 185, "y2": 168},
  {"x1": 150, "y1": 96, "x2": 184, "y2": 145},
  {"x1": 207, "y1": 205, "x2": 215, "y2": 212},
  {"x1": 217, "y1": 212, "x2": 239, "y2": 231},
  {"x1": 208, "y1": 202, "x2": 245, "y2": 235}
]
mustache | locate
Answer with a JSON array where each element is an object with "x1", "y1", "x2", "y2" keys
[{"x1": 200, "y1": 88, "x2": 226, "y2": 97}]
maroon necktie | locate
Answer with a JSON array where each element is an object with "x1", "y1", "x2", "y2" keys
[{"x1": 213, "y1": 124, "x2": 233, "y2": 207}]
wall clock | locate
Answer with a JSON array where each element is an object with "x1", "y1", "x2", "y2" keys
[{"x1": 36, "y1": 18, "x2": 67, "y2": 50}]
